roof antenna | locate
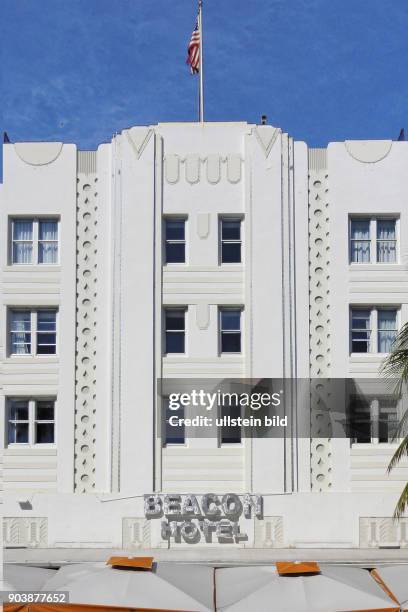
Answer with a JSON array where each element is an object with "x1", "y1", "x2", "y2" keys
[
  {"x1": 261, "y1": 115, "x2": 267, "y2": 125},
  {"x1": 398, "y1": 128, "x2": 405, "y2": 141},
  {"x1": 3, "y1": 132, "x2": 10, "y2": 143}
]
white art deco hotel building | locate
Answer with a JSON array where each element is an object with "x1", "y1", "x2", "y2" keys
[{"x1": 1, "y1": 121, "x2": 407, "y2": 559}]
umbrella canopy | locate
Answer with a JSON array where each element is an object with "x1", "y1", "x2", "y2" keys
[
  {"x1": 41, "y1": 559, "x2": 214, "y2": 612},
  {"x1": 2, "y1": 564, "x2": 57, "y2": 591},
  {"x1": 371, "y1": 565, "x2": 408, "y2": 611},
  {"x1": 215, "y1": 564, "x2": 399, "y2": 612},
  {"x1": 3, "y1": 605, "x2": 171, "y2": 612}
]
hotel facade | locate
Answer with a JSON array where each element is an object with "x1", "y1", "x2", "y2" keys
[{"x1": 1, "y1": 121, "x2": 408, "y2": 560}]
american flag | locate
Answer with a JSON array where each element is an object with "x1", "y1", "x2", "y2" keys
[{"x1": 187, "y1": 16, "x2": 200, "y2": 74}]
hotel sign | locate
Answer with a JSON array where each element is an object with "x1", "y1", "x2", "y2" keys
[{"x1": 144, "y1": 493, "x2": 263, "y2": 544}]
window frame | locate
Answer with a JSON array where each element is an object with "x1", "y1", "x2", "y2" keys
[
  {"x1": 163, "y1": 216, "x2": 187, "y2": 265},
  {"x1": 349, "y1": 395, "x2": 401, "y2": 445},
  {"x1": 219, "y1": 216, "x2": 243, "y2": 265},
  {"x1": 164, "y1": 307, "x2": 187, "y2": 355},
  {"x1": 6, "y1": 397, "x2": 56, "y2": 447},
  {"x1": 162, "y1": 396, "x2": 186, "y2": 446},
  {"x1": 350, "y1": 306, "x2": 399, "y2": 354},
  {"x1": 9, "y1": 217, "x2": 60, "y2": 266},
  {"x1": 349, "y1": 216, "x2": 399, "y2": 265},
  {"x1": 218, "y1": 400, "x2": 243, "y2": 446},
  {"x1": 219, "y1": 307, "x2": 243, "y2": 355},
  {"x1": 8, "y1": 308, "x2": 58, "y2": 357}
]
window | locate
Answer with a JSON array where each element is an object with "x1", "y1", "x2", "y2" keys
[
  {"x1": 350, "y1": 307, "x2": 397, "y2": 354},
  {"x1": 349, "y1": 396, "x2": 399, "y2": 444},
  {"x1": 163, "y1": 398, "x2": 185, "y2": 445},
  {"x1": 165, "y1": 308, "x2": 185, "y2": 354},
  {"x1": 220, "y1": 308, "x2": 242, "y2": 353},
  {"x1": 7, "y1": 398, "x2": 55, "y2": 446},
  {"x1": 349, "y1": 217, "x2": 397, "y2": 264},
  {"x1": 220, "y1": 218, "x2": 242, "y2": 263},
  {"x1": 164, "y1": 218, "x2": 186, "y2": 264},
  {"x1": 219, "y1": 399, "x2": 242, "y2": 444},
  {"x1": 9, "y1": 309, "x2": 57, "y2": 356},
  {"x1": 11, "y1": 218, "x2": 59, "y2": 264}
]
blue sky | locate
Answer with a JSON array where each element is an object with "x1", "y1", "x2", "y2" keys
[{"x1": 1, "y1": 0, "x2": 408, "y2": 159}]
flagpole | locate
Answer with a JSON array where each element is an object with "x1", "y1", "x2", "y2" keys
[{"x1": 198, "y1": 0, "x2": 204, "y2": 123}]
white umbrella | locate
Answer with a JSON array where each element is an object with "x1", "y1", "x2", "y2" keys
[
  {"x1": 371, "y1": 565, "x2": 408, "y2": 611},
  {"x1": 2, "y1": 564, "x2": 56, "y2": 592},
  {"x1": 42, "y1": 559, "x2": 214, "y2": 611},
  {"x1": 215, "y1": 564, "x2": 399, "y2": 612}
]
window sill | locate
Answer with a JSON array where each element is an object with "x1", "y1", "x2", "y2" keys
[
  {"x1": 351, "y1": 442, "x2": 400, "y2": 449},
  {"x1": 6, "y1": 355, "x2": 59, "y2": 363},
  {"x1": 5, "y1": 444, "x2": 56, "y2": 450},
  {"x1": 349, "y1": 353, "x2": 389, "y2": 361},
  {"x1": 3, "y1": 265, "x2": 61, "y2": 272},
  {"x1": 349, "y1": 264, "x2": 403, "y2": 271}
]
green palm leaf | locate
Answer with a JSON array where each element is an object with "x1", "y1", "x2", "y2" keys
[
  {"x1": 393, "y1": 483, "x2": 408, "y2": 519},
  {"x1": 381, "y1": 322, "x2": 408, "y2": 518}
]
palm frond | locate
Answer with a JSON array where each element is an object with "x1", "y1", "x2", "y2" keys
[
  {"x1": 381, "y1": 323, "x2": 408, "y2": 519},
  {"x1": 393, "y1": 406, "x2": 408, "y2": 440},
  {"x1": 381, "y1": 322, "x2": 408, "y2": 394},
  {"x1": 393, "y1": 483, "x2": 408, "y2": 519},
  {"x1": 388, "y1": 436, "x2": 408, "y2": 472}
]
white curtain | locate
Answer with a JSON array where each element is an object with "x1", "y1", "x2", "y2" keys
[
  {"x1": 350, "y1": 220, "x2": 370, "y2": 262},
  {"x1": 378, "y1": 310, "x2": 397, "y2": 352},
  {"x1": 39, "y1": 221, "x2": 58, "y2": 264},
  {"x1": 10, "y1": 311, "x2": 31, "y2": 354},
  {"x1": 13, "y1": 220, "x2": 33, "y2": 263},
  {"x1": 377, "y1": 220, "x2": 396, "y2": 263}
]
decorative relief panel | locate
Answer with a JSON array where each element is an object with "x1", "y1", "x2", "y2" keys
[
  {"x1": 185, "y1": 154, "x2": 201, "y2": 184},
  {"x1": 126, "y1": 127, "x2": 153, "y2": 159},
  {"x1": 308, "y1": 148, "x2": 332, "y2": 492},
  {"x1": 164, "y1": 154, "x2": 242, "y2": 184},
  {"x1": 196, "y1": 303, "x2": 210, "y2": 330},
  {"x1": 344, "y1": 140, "x2": 393, "y2": 164},
  {"x1": 253, "y1": 126, "x2": 280, "y2": 157},
  {"x1": 75, "y1": 152, "x2": 98, "y2": 492},
  {"x1": 197, "y1": 213, "x2": 210, "y2": 239},
  {"x1": 360, "y1": 517, "x2": 408, "y2": 548},
  {"x1": 254, "y1": 516, "x2": 284, "y2": 548},
  {"x1": 14, "y1": 142, "x2": 64, "y2": 166},
  {"x1": 3, "y1": 517, "x2": 47, "y2": 548},
  {"x1": 206, "y1": 154, "x2": 221, "y2": 184},
  {"x1": 122, "y1": 518, "x2": 151, "y2": 549}
]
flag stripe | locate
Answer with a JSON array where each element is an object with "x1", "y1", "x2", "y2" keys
[{"x1": 187, "y1": 16, "x2": 200, "y2": 74}]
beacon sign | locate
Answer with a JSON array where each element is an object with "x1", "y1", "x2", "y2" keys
[{"x1": 144, "y1": 493, "x2": 263, "y2": 544}]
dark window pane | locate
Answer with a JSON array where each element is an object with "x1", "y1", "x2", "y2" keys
[
  {"x1": 8, "y1": 422, "x2": 29, "y2": 444},
  {"x1": 166, "y1": 243, "x2": 185, "y2": 263},
  {"x1": 166, "y1": 220, "x2": 185, "y2": 240},
  {"x1": 351, "y1": 311, "x2": 370, "y2": 329},
  {"x1": 165, "y1": 403, "x2": 185, "y2": 444},
  {"x1": 36, "y1": 422, "x2": 54, "y2": 443},
  {"x1": 352, "y1": 339, "x2": 369, "y2": 353},
  {"x1": 221, "y1": 243, "x2": 241, "y2": 263},
  {"x1": 37, "y1": 334, "x2": 56, "y2": 354},
  {"x1": 348, "y1": 398, "x2": 371, "y2": 442},
  {"x1": 221, "y1": 310, "x2": 241, "y2": 331},
  {"x1": 10, "y1": 402, "x2": 29, "y2": 420},
  {"x1": 166, "y1": 310, "x2": 185, "y2": 330},
  {"x1": 36, "y1": 401, "x2": 54, "y2": 421},
  {"x1": 221, "y1": 332, "x2": 241, "y2": 353},
  {"x1": 166, "y1": 332, "x2": 185, "y2": 353},
  {"x1": 37, "y1": 311, "x2": 56, "y2": 331},
  {"x1": 221, "y1": 403, "x2": 242, "y2": 443},
  {"x1": 222, "y1": 220, "x2": 241, "y2": 240}
]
